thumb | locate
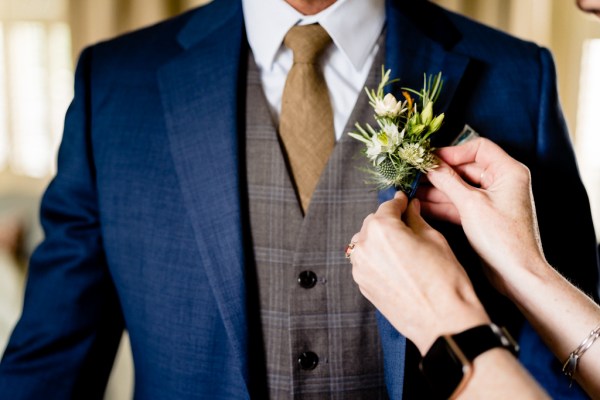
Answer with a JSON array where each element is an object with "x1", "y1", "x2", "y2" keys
[
  {"x1": 404, "y1": 199, "x2": 430, "y2": 234},
  {"x1": 427, "y1": 159, "x2": 474, "y2": 207},
  {"x1": 376, "y1": 190, "x2": 409, "y2": 218}
]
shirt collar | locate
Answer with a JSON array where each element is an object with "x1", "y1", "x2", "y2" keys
[{"x1": 242, "y1": 0, "x2": 385, "y2": 72}]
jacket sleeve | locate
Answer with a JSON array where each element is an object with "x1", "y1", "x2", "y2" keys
[
  {"x1": 532, "y1": 48, "x2": 599, "y2": 298},
  {"x1": 0, "y1": 46, "x2": 124, "y2": 400}
]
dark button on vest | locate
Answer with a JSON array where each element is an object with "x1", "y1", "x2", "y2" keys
[
  {"x1": 298, "y1": 351, "x2": 319, "y2": 370},
  {"x1": 245, "y1": 33, "x2": 388, "y2": 398},
  {"x1": 298, "y1": 271, "x2": 318, "y2": 289}
]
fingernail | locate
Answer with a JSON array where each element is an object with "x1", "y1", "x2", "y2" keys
[{"x1": 412, "y1": 198, "x2": 421, "y2": 213}]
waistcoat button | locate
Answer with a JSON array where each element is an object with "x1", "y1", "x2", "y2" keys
[
  {"x1": 298, "y1": 270, "x2": 318, "y2": 289},
  {"x1": 298, "y1": 351, "x2": 319, "y2": 370}
]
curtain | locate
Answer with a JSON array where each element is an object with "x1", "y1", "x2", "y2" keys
[
  {"x1": 67, "y1": 0, "x2": 600, "y2": 142},
  {"x1": 433, "y1": 0, "x2": 600, "y2": 139},
  {"x1": 68, "y1": 0, "x2": 211, "y2": 61},
  {"x1": 434, "y1": 0, "x2": 600, "y2": 241}
]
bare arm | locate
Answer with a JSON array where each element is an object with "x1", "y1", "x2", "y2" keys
[
  {"x1": 420, "y1": 137, "x2": 600, "y2": 398},
  {"x1": 350, "y1": 193, "x2": 549, "y2": 399},
  {"x1": 460, "y1": 349, "x2": 548, "y2": 400}
]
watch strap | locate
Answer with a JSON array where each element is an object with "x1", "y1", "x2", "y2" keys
[
  {"x1": 419, "y1": 323, "x2": 519, "y2": 399},
  {"x1": 451, "y1": 323, "x2": 519, "y2": 361}
]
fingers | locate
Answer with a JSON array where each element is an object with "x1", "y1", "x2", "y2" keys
[
  {"x1": 375, "y1": 191, "x2": 409, "y2": 217},
  {"x1": 404, "y1": 198, "x2": 424, "y2": 230},
  {"x1": 435, "y1": 137, "x2": 509, "y2": 168},
  {"x1": 427, "y1": 159, "x2": 474, "y2": 206},
  {"x1": 453, "y1": 163, "x2": 486, "y2": 187},
  {"x1": 415, "y1": 185, "x2": 461, "y2": 224},
  {"x1": 394, "y1": 190, "x2": 408, "y2": 202},
  {"x1": 404, "y1": 198, "x2": 460, "y2": 236},
  {"x1": 350, "y1": 192, "x2": 409, "y2": 263},
  {"x1": 416, "y1": 185, "x2": 451, "y2": 204},
  {"x1": 435, "y1": 138, "x2": 482, "y2": 166},
  {"x1": 419, "y1": 200, "x2": 462, "y2": 225}
]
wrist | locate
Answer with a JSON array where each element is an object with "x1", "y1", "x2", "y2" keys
[
  {"x1": 501, "y1": 257, "x2": 555, "y2": 308},
  {"x1": 420, "y1": 323, "x2": 520, "y2": 399},
  {"x1": 417, "y1": 296, "x2": 491, "y2": 355}
]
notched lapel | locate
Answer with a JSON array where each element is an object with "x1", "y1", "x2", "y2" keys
[
  {"x1": 378, "y1": 2, "x2": 473, "y2": 397},
  {"x1": 157, "y1": 1, "x2": 250, "y2": 385},
  {"x1": 385, "y1": 0, "x2": 471, "y2": 147}
]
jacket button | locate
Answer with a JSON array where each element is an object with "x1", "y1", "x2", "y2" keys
[
  {"x1": 298, "y1": 271, "x2": 318, "y2": 289},
  {"x1": 298, "y1": 351, "x2": 319, "y2": 370}
]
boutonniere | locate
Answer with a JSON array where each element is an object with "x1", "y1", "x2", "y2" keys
[{"x1": 349, "y1": 67, "x2": 445, "y2": 193}]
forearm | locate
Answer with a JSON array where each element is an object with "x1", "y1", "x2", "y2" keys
[
  {"x1": 408, "y1": 292, "x2": 548, "y2": 399},
  {"x1": 505, "y1": 258, "x2": 600, "y2": 397},
  {"x1": 458, "y1": 348, "x2": 549, "y2": 399},
  {"x1": 416, "y1": 306, "x2": 549, "y2": 399}
]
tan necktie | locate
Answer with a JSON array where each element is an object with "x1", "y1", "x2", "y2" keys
[{"x1": 279, "y1": 24, "x2": 334, "y2": 213}]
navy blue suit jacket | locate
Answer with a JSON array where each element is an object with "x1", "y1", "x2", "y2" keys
[{"x1": 1, "y1": 0, "x2": 598, "y2": 398}]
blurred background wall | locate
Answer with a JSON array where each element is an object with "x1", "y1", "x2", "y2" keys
[{"x1": 0, "y1": 1, "x2": 598, "y2": 399}]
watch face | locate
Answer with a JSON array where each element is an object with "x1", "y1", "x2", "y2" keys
[{"x1": 420, "y1": 336, "x2": 473, "y2": 399}]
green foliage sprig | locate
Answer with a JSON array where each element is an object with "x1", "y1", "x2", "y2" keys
[{"x1": 349, "y1": 67, "x2": 445, "y2": 191}]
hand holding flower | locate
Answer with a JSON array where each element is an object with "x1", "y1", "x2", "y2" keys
[
  {"x1": 416, "y1": 137, "x2": 600, "y2": 399},
  {"x1": 349, "y1": 192, "x2": 490, "y2": 354},
  {"x1": 416, "y1": 137, "x2": 546, "y2": 296}
]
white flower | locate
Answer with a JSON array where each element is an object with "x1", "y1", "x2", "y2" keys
[
  {"x1": 365, "y1": 122, "x2": 406, "y2": 164},
  {"x1": 374, "y1": 93, "x2": 404, "y2": 117},
  {"x1": 381, "y1": 121, "x2": 404, "y2": 147},
  {"x1": 349, "y1": 68, "x2": 444, "y2": 190},
  {"x1": 365, "y1": 132, "x2": 389, "y2": 162},
  {"x1": 398, "y1": 142, "x2": 426, "y2": 167}
]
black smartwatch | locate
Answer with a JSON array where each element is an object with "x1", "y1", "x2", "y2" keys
[{"x1": 419, "y1": 323, "x2": 519, "y2": 399}]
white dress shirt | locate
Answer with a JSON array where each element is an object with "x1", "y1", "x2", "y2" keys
[{"x1": 242, "y1": 0, "x2": 386, "y2": 140}]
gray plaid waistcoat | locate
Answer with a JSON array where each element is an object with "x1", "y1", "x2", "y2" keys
[{"x1": 245, "y1": 40, "x2": 388, "y2": 399}]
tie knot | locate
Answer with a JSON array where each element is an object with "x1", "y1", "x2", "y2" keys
[{"x1": 284, "y1": 24, "x2": 332, "y2": 64}]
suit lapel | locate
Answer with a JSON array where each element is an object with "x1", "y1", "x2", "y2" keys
[
  {"x1": 157, "y1": 0, "x2": 250, "y2": 384},
  {"x1": 379, "y1": 2, "x2": 473, "y2": 397},
  {"x1": 157, "y1": 0, "x2": 473, "y2": 396},
  {"x1": 378, "y1": 0, "x2": 472, "y2": 207},
  {"x1": 385, "y1": 0, "x2": 471, "y2": 146}
]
